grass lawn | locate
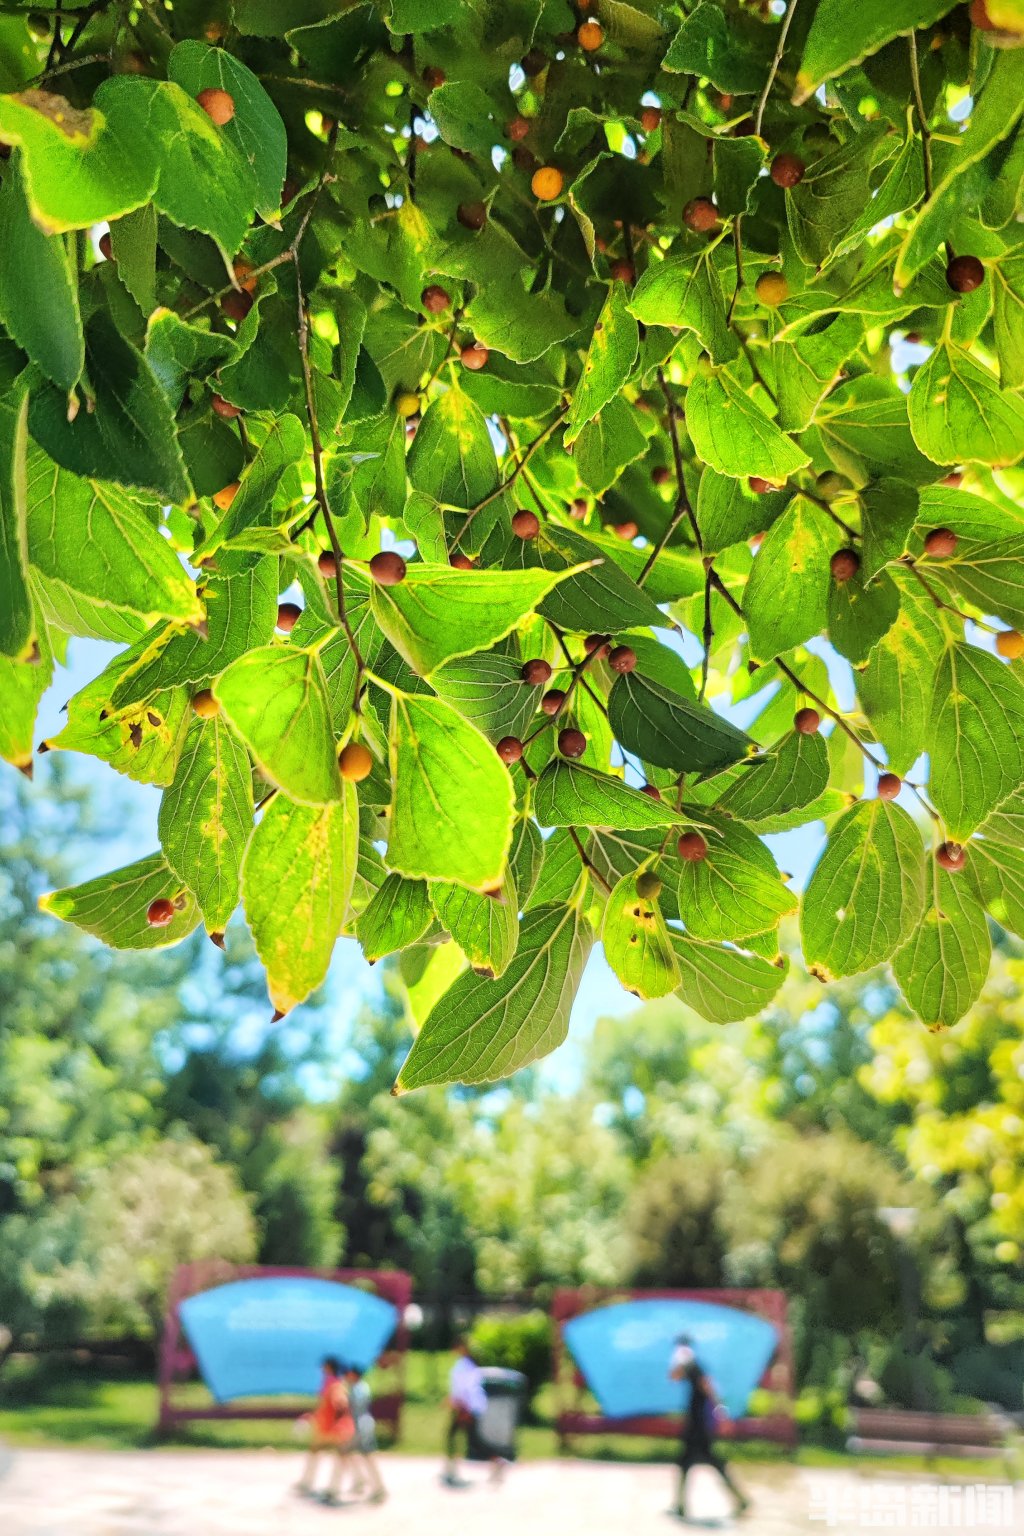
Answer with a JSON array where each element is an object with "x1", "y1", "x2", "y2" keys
[{"x1": 0, "y1": 1351, "x2": 1014, "y2": 1483}]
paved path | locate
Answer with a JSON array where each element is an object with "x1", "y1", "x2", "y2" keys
[{"x1": 0, "y1": 1448, "x2": 1018, "y2": 1536}]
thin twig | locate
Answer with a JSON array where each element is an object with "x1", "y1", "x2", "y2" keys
[
  {"x1": 900, "y1": 556, "x2": 993, "y2": 630},
  {"x1": 638, "y1": 371, "x2": 701, "y2": 585},
  {"x1": 754, "y1": 0, "x2": 801, "y2": 138},
  {"x1": 45, "y1": 0, "x2": 62, "y2": 72},
  {"x1": 699, "y1": 566, "x2": 714, "y2": 703},
  {"x1": 546, "y1": 619, "x2": 608, "y2": 713},
  {"x1": 568, "y1": 827, "x2": 612, "y2": 894},
  {"x1": 521, "y1": 638, "x2": 608, "y2": 747},
  {"x1": 908, "y1": 32, "x2": 933, "y2": 203}
]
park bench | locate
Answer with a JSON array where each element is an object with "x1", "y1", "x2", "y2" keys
[{"x1": 846, "y1": 1407, "x2": 1015, "y2": 1473}]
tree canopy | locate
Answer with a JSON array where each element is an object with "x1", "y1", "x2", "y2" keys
[{"x1": 3, "y1": 1, "x2": 1024, "y2": 1088}]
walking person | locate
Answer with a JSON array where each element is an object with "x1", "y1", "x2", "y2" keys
[
  {"x1": 295, "y1": 1356, "x2": 355, "y2": 1502},
  {"x1": 670, "y1": 1337, "x2": 750, "y2": 1522},
  {"x1": 337, "y1": 1363, "x2": 387, "y2": 1505},
  {"x1": 443, "y1": 1338, "x2": 500, "y2": 1487}
]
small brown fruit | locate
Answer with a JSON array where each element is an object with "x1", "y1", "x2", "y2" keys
[
  {"x1": 522, "y1": 658, "x2": 553, "y2": 686},
  {"x1": 996, "y1": 628, "x2": 1024, "y2": 660},
  {"x1": 460, "y1": 342, "x2": 488, "y2": 371},
  {"x1": 221, "y1": 289, "x2": 254, "y2": 323},
  {"x1": 507, "y1": 116, "x2": 531, "y2": 141},
  {"x1": 677, "y1": 830, "x2": 708, "y2": 863},
  {"x1": 276, "y1": 601, "x2": 302, "y2": 633},
  {"x1": 755, "y1": 271, "x2": 789, "y2": 307},
  {"x1": 192, "y1": 689, "x2": 220, "y2": 719},
  {"x1": 147, "y1": 897, "x2": 176, "y2": 928},
  {"x1": 211, "y1": 394, "x2": 240, "y2": 420},
  {"x1": 946, "y1": 254, "x2": 985, "y2": 294},
  {"x1": 233, "y1": 259, "x2": 258, "y2": 293},
  {"x1": 578, "y1": 20, "x2": 604, "y2": 49},
  {"x1": 770, "y1": 152, "x2": 805, "y2": 188},
  {"x1": 450, "y1": 551, "x2": 474, "y2": 571},
  {"x1": 636, "y1": 870, "x2": 663, "y2": 899},
  {"x1": 422, "y1": 65, "x2": 446, "y2": 89},
  {"x1": 936, "y1": 841, "x2": 966, "y2": 872},
  {"x1": 641, "y1": 784, "x2": 662, "y2": 801},
  {"x1": 683, "y1": 197, "x2": 718, "y2": 233},
  {"x1": 458, "y1": 200, "x2": 487, "y2": 231},
  {"x1": 558, "y1": 727, "x2": 587, "y2": 758},
  {"x1": 339, "y1": 742, "x2": 374, "y2": 782},
  {"x1": 794, "y1": 707, "x2": 820, "y2": 735},
  {"x1": 369, "y1": 550, "x2": 407, "y2": 585},
  {"x1": 877, "y1": 772, "x2": 902, "y2": 800},
  {"x1": 613, "y1": 521, "x2": 639, "y2": 540},
  {"x1": 923, "y1": 527, "x2": 957, "y2": 558},
  {"x1": 749, "y1": 476, "x2": 776, "y2": 494},
  {"x1": 640, "y1": 107, "x2": 662, "y2": 134},
  {"x1": 511, "y1": 509, "x2": 540, "y2": 539},
  {"x1": 584, "y1": 634, "x2": 610, "y2": 656},
  {"x1": 541, "y1": 688, "x2": 566, "y2": 716},
  {"x1": 496, "y1": 736, "x2": 524, "y2": 764},
  {"x1": 570, "y1": 497, "x2": 588, "y2": 519},
  {"x1": 421, "y1": 284, "x2": 451, "y2": 314},
  {"x1": 197, "y1": 87, "x2": 234, "y2": 126},
  {"x1": 318, "y1": 550, "x2": 338, "y2": 578},
  {"x1": 609, "y1": 259, "x2": 635, "y2": 285},
  {"x1": 98, "y1": 231, "x2": 113, "y2": 261},
  {"x1": 830, "y1": 548, "x2": 860, "y2": 583},
  {"x1": 652, "y1": 466, "x2": 672, "y2": 486},
  {"x1": 609, "y1": 645, "x2": 637, "y2": 673}
]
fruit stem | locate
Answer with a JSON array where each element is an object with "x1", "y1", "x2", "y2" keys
[
  {"x1": 546, "y1": 621, "x2": 608, "y2": 714},
  {"x1": 900, "y1": 556, "x2": 992, "y2": 631},
  {"x1": 521, "y1": 637, "x2": 608, "y2": 747},
  {"x1": 450, "y1": 404, "x2": 569, "y2": 552},
  {"x1": 908, "y1": 31, "x2": 934, "y2": 203},
  {"x1": 698, "y1": 567, "x2": 714, "y2": 703},
  {"x1": 805, "y1": 491, "x2": 859, "y2": 542}
]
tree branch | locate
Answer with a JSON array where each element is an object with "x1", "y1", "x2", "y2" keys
[{"x1": 908, "y1": 31, "x2": 934, "y2": 203}]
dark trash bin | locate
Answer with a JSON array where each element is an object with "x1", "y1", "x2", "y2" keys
[{"x1": 468, "y1": 1367, "x2": 527, "y2": 1461}]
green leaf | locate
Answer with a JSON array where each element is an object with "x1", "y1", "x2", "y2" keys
[
  {"x1": 39, "y1": 852, "x2": 199, "y2": 950},
  {"x1": 466, "y1": 284, "x2": 580, "y2": 364},
  {"x1": 926, "y1": 641, "x2": 1024, "y2": 839},
  {"x1": 908, "y1": 343, "x2": 1024, "y2": 468},
  {"x1": 676, "y1": 813, "x2": 795, "y2": 944},
  {"x1": 696, "y1": 469, "x2": 786, "y2": 555},
  {"x1": 827, "y1": 566, "x2": 900, "y2": 666},
  {"x1": 608, "y1": 670, "x2": 752, "y2": 774},
  {"x1": 528, "y1": 526, "x2": 664, "y2": 632},
  {"x1": 168, "y1": 40, "x2": 287, "y2": 219},
  {"x1": 685, "y1": 363, "x2": 810, "y2": 482},
  {"x1": 743, "y1": 494, "x2": 835, "y2": 662},
  {"x1": 771, "y1": 314, "x2": 863, "y2": 435},
  {"x1": 785, "y1": 135, "x2": 878, "y2": 269},
  {"x1": 0, "y1": 631, "x2": 52, "y2": 772},
  {"x1": 0, "y1": 80, "x2": 156, "y2": 231},
  {"x1": 859, "y1": 479, "x2": 919, "y2": 582},
  {"x1": 992, "y1": 250, "x2": 1024, "y2": 391},
  {"x1": 157, "y1": 716, "x2": 253, "y2": 933},
  {"x1": 628, "y1": 254, "x2": 737, "y2": 365},
  {"x1": 431, "y1": 869, "x2": 518, "y2": 979},
  {"x1": 859, "y1": 580, "x2": 951, "y2": 777},
  {"x1": 895, "y1": 49, "x2": 1024, "y2": 287},
  {"x1": 110, "y1": 557, "x2": 279, "y2": 709},
  {"x1": 407, "y1": 387, "x2": 498, "y2": 509},
  {"x1": 574, "y1": 397, "x2": 648, "y2": 498},
  {"x1": 714, "y1": 730, "x2": 830, "y2": 826},
  {"x1": 801, "y1": 800, "x2": 928, "y2": 980},
  {"x1": 930, "y1": 533, "x2": 1024, "y2": 631},
  {"x1": 602, "y1": 869, "x2": 680, "y2": 1000},
  {"x1": 671, "y1": 933, "x2": 788, "y2": 1024},
  {"x1": 43, "y1": 648, "x2": 190, "y2": 787},
  {"x1": 214, "y1": 646, "x2": 342, "y2": 807},
  {"x1": 534, "y1": 759, "x2": 686, "y2": 832},
  {"x1": 357, "y1": 873, "x2": 434, "y2": 963},
  {"x1": 0, "y1": 388, "x2": 31, "y2": 659},
  {"x1": 510, "y1": 811, "x2": 544, "y2": 909},
  {"x1": 795, "y1": 0, "x2": 957, "y2": 101},
  {"x1": 29, "y1": 312, "x2": 192, "y2": 504},
  {"x1": 714, "y1": 136, "x2": 765, "y2": 218},
  {"x1": 25, "y1": 446, "x2": 203, "y2": 641},
  {"x1": 971, "y1": 786, "x2": 1024, "y2": 941},
  {"x1": 370, "y1": 563, "x2": 576, "y2": 676},
  {"x1": 386, "y1": 690, "x2": 515, "y2": 890},
  {"x1": 194, "y1": 415, "x2": 306, "y2": 558},
  {"x1": 427, "y1": 81, "x2": 501, "y2": 159},
  {"x1": 892, "y1": 862, "x2": 991, "y2": 1030},
  {"x1": 242, "y1": 787, "x2": 358, "y2": 1014},
  {"x1": 662, "y1": 1, "x2": 762, "y2": 92},
  {"x1": 145, "y1": 308, "x2": 237, "y2": 408},
  {"x1": 565, "y1": 284, "x2": 639, "y2": 443},
  {"x1": 0, "y1": 154, "x2": 82, "y2": 389},
  {"x1": 813, "y1": 377, "x2": 937, "y2": 487},
  {"x1": 109, "y1": 203, "x2": 157, "y2": 315},
  {"x1": 395, "y1": 899, "x2": 593, "y2": 1090},
  {"x1": 430, "y1": 651, "x2": 540, "y2": 744}
]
